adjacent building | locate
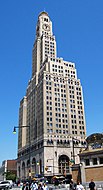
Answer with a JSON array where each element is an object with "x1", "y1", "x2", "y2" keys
[
  {"x1": 80, "y1": 133, "x2": 103, "y2": 185},
  {"x1": 17, "y1": 11, "x2": 86, "y2": 180},
  {"x1": 0, "y1": 160, "x2": 17, "y2": 181}
]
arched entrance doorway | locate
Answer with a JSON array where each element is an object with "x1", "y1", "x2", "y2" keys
[{"x1": 58, "y1": 155, "x2": 70, "y2": 175}]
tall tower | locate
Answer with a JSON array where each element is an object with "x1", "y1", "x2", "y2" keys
[{"x1": 17, "y1": 11, "x2": 86, "y2": 180}]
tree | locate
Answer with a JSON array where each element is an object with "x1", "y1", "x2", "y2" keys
[{"x1": 3, "y1": 171, "x2": 16, "y2": 182}]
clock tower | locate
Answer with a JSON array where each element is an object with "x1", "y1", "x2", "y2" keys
[
  {"x1": 36, "y1": 11, "x2": 52, "y2": 37},
  {"x1": 32, "y1": 12, "x2": 57, "y2": 78}
]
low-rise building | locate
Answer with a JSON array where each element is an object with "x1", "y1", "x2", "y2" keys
[
  {"x1": 0, "y1": 160, "x2": 17, "y2": 181},
  {"x1": 79, "y1": 133, "x2": 103, "y2": 186}
]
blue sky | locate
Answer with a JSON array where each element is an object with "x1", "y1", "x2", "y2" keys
[{"x1": 0, "y1": 0, "x2": 103, "y2": 165}]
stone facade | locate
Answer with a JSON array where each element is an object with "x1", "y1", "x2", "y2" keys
[{"x1": 17, "y1": 11, "x2": 86, "y2": 180}]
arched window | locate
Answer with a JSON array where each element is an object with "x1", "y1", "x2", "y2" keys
[
  {"x1": 32, "y1": 158, "x2": 36, "y2": 177},
  {"x1": 58, "y1": 155, "x2": 70, "y2": 175}
]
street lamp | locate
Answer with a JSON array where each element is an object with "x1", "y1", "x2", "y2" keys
[
  {"x1": 71, "y1": 137, "x2": 80, "y2": 164},
  {"x1": 13, "y1": 125, "x2": 31, "y2": 180}
]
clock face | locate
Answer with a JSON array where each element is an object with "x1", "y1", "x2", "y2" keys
[{"x1": 42, "y1": 23, "x2": 50, "y2": 31}]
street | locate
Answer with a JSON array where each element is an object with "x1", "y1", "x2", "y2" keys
[
  {"x1": 11, "y1": 184, "x2": 103, "y2": 190},
  {"x1": 11, "y1": 184, "x2": 70, "y2": 190}
]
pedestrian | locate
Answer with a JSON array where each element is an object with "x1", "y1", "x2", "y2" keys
[
  {"x1": 38, "y1": 183, "x2": 43, "y2": 190},
  {"x1": 42, "y1": 183, "x2": 49, "y2": 190},
  {"x1": 89, "y1": 179, "x2": 95, "y2": 190},
  {"x1": 22, "y1": 182, "x2": 26, "y2": 190},
  {"x1": 24, "y1": 182, "x2": 30, "y2": 190},
  {"x1": 76, "y1": 181, "x2": 84, "y2": 190},
  {"x1": 31, "y1": 181, "x2": 38, "y2": 190},
  {"x1": 70, "y1": 179, "x2": 77, "y2": 190},
  {"x1": 54, "y1": 178, "x2": 59, "y2": 186}
]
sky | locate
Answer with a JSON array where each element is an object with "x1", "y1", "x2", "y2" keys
[{"x1": 0, "y1": 0, "x2": 103, "y2": 166}]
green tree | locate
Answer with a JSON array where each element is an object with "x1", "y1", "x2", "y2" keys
[{"x1": 4, "y1": 171, "x2": 16, "y2": 182}]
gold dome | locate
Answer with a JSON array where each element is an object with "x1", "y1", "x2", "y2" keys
[{"x1": 39, "y1": 11, "x2": 49, "y2": 17}]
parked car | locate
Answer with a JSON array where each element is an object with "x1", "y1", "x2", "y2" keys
[
  {"x1": 0, "y1": 181, "x2": 12, "y2": 189},
  {"x1": 6, "y1": 181, "x2": 13, "y2": 189}
]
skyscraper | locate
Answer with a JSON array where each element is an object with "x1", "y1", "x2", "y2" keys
[{"x1": 17, "y1": 11, "x2": 86, "y2": 180}]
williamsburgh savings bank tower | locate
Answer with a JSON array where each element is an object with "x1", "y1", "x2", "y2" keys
[{"x1": 17, "y1": 11, "x2": 86, "y2": 179}]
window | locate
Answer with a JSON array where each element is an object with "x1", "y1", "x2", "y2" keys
[
  {"x1": 59, "y1": 124, "x2": 61, "y2": 128},
  {"x1": 59, "y1": 130, "x2": 61, "y2": 133},
  {"x1": 56, "y1": 130, "x2": 58, "y2": 133},
  {"x1": 50, "y1": 123, "x2": 52, "y2": 127},
  {"x1": 99, "y1": 157, "x2": 103, "y2": 164},
  {"x1": 85, "y1": 159, "x2": 90, "y2": 166},
  {"x1": 93, "y1": 158, "x2": 97, "y2": 165},
  {"x1": 56, "y1": 124, "x2": 58, "y2": 128}
]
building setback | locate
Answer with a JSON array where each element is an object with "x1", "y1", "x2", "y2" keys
[{"x1": 17, "y1": 11, "x2": 86, "y2": 180}]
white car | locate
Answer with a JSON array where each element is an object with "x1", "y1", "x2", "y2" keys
[{"x1": 0, "y1": 181, "x2": 12, "y2": 189}]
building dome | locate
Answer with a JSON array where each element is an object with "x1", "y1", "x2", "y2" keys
[
  {"x1": 86, "y1": 133, "x2": 103, "y2": 144},
  {"x1": 38, "y1": 11, "x2": 49, "y2": 17}
]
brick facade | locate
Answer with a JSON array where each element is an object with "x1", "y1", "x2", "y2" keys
[
  {"x1": 85, "y1": 166, "x2": 103, "y2": 182},
  {"x1": 79, "y1": 133, "x2": 103, "y2": 184}
]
